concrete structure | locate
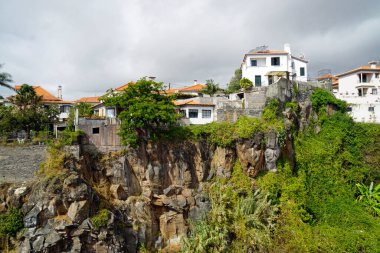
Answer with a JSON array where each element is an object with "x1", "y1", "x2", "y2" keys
[
  {"x1": 335, "y1": 61, "x2": 380, "y2": 123},
  {"x1": 241, "y1": 44, "x2": 308, "y2": 87}
]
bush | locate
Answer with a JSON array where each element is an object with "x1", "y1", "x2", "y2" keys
[
  {"x1": 91, "y1": 209, "x2": 109, "y2": 229},
  {"x1": 311, "y1": 88, "x2": 347, "y2": 113},
  {"x1": 0, "y1": 208, "x2": 24, "y2": 237},
  {"x1": 240, "y1": 77, "x2": 253, "y2": 90}
]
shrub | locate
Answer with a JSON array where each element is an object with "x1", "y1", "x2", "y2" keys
[
  {"x1": 91, "y1": 209, "x2": 109, "y2": 229},
  {"x1": 0, "y1": 208, "x2": 24, "y2": 237},
  {"x1": 240, "y1": 77, "x2": 253, "y2": 90},
  {"x1": 311, "y1": 88, "x2": 347, "y2": 113}
]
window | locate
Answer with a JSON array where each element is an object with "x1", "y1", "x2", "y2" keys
[
  {"x1": 189, "y1": 109, "x2": 198, "y2": 118},
  {"x1": 92, "y1": 127, "x2": 100, "y2": 134},
  {"x1": 300, "y1": 67, "x2": 305, "y2": 76},
  {"x1": 375, "y1": 73, "x2": 379, "y2": 78},
  {"x1": 94, "y1": 109, "x2": 99, "y2": 116},
  {"x1": 372, "y1": 88, "x2": 377, "y2": 95},
  {"x1": 291, "y1": 62, "x2": 295, "y2": 68},
  {"x1": 202, "y1": 110, "x2": 211, "y2": 118},
  {"x1": 368, "y1": 106, "x2": 375, "y2": 112},
  {"x1": 179, "y1": 110, "x2": 186, "y2": 117},
  {"x1": 271, "y1": 57, "x2": 280, "y2": 66},
  {"x1": 347, "y1": 107, "x2": 352, "y2": 112},
  {"x1": 250, "y1": 59, "x2": 257, "y2": 66},
  {"x1": 59, "y1": 105, "x2": 70, "y2": 113},
  {"x1": 106, "y1": 108, "x2": 115, "y2": 118},
  {"x1": 255, "y1": 75, "x2": 262, "y2": 86}
]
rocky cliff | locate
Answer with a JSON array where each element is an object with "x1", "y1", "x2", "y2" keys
[{"x1": 0, "y1": 99, "x2": 317, "y2": 252}]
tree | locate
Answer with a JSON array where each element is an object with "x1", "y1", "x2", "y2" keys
[
  {"x1": 226, "y1": 68, "x2": 242, "y2": 93},
  {"x1": 102, "y1": 78, "x2": 178, "y2": 145},
  {"x1": 0, "y1": 64, "x2": 15, "y2": 91},
  {"x1": 202, "y1": 79, "x2": 220, "y2": 97},
  {"x1": 66, "y1": 102, "x2": 94, "y2": 130},
  {"x1": 240, "y1": 77, "x2": 253, "y2": 90},
  {"x1": 8, "y1": 84, "x2": 59, "y2": 139}
]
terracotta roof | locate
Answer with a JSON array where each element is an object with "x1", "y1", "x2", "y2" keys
[
  {"x1": 317, "y1": 74, "x2": 338, "y2": 81},
  {"x1": 336, "y1": 66, "x2": 380, "y2": 77},
  {"x1": 174, "y1": 100, "x2": 214, "y2": 107},
  {"x1": 115, "y1": 81, "x2": 134, "y2": 91},
  {"x1": 14, "y1": 85, "x2": 72, "y2": 104},
  {"x1": 160, "y1": 88, "x2": 179, "y2": 95},
  {"x1": 179, "y1": 84, "x2": 206, "y2": 92},
  {"x1": 246, "y1": 50, "x2": 288, "y2": 55},
  {"x1": 75, "y1": 96, "x2": 100, "y2": 103}
]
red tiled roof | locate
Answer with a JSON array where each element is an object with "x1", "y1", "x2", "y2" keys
[
  {"x1": 247, "y1": 50, "x2": 288, "y2": 55},
  {"x1": 75, "y1": 96, "x2": 100, "y2": 103},
  {"x1": 174, "y1": 100, "x2": 214, "y2": 106},
  {"x1": 115, "y1": 81, "x2": 135, "y2": 91},
  {"x1": 179, "y1": 84, "x2": 206, "y2": 92},
  {"x1": 14, "y1": 85, "x2": 73, "y2": 104},
  {"x1": 160, "y1": 88, "x2": 179, "y2": 95},
  {"x1": 336, "y1": 66, "x2": 380, "y2": 77}
]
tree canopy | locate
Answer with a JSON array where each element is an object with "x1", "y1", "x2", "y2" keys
[
  {"x1": 102, "y1": 78, "x2": 178, "y2": 145},
  {"x1": 202, "y1": 79, "x2": 220, "y2": 97},
  {"x1": 226, "y1": 68, "x2": 242, "y2": 93},
  {"x1": 240, "y1": 77, "x2": 253, "y2": 90},
  {"x1": 1, "y1": 84, "x2": 59, "y2": 139},
  {"x1": 0, "y1": 64, "x2": 15, "y2": 91}
]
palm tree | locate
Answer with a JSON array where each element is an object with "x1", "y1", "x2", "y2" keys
[
  {"x1": 202, "y1": 79, "x2": 220, "y2": 97},
  {"x1": 0, "y1": 64, "x2": 15, "y2": 91}
]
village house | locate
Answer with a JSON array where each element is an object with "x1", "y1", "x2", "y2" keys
[
  {"x1": 174, "y1": 99, "x2": 215, "y2": 125},
  {"x1": 335, "y1": 61, "x2": 380, "y2": 123},
  {"x1": 241, "y1": 44, "x2": 308, "y2": 86},
  {"x1": 14, "y1": 85, "x2": 73, "y2": 122},
  {"x1": 317, "y1": 74, "x2": 339, "y2": 93}
]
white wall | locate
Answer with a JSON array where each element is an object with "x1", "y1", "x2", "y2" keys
[
  {"x1": 180, "y1": 106, "x2": 214, "y2": 125},
  {"x1": 242, "y1": 53, "x2": 308, "y2": 86},
  {"x1": 348, "y1": 103, "x2": 380, "y2": 123}
]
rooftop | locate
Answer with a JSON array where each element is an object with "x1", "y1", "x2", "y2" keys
[{"x1": 14, "y1": 85, "x2": 72, "y2": 104}]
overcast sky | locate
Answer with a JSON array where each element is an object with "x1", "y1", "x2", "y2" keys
[{"x1": 1, "y1": 0, "x2": 379, "y2": 100}]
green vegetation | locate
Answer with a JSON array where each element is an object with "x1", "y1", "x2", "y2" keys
[
  {"x1": 226, "y1": 68, "x2": 242, "y2": 93},
  {"x1": 91, "y1": 209, "x2": 109, "y2": 229},
  {"x1": 239, "y1": 77, "x2": 253, "y2": 90},
  {"x1": 0, "y1": 84, "x2": 59, "y2": 140},
  {"x1": 181, "y1": 89, "x2": 379, "y2": 252},
  {"x1": 311, "y1": 88, "x2": 347, "y2": 113},
  {"x1": 66, "y1": 102, "x2": 94, "y2": 130},
  {"x1": 201, "y1": 79, "x2": 220, "y2": 97},
  {"x1": 356, "y1": 182, "x2": 380, "y2": 216},
  {"x1": 0, "y1": 208, "x2": 24, "y2": 237},
  {"x1": 102, "y1": 78, "x2": 178, "y2": 146},
  {"x1": 181, "y1": 162, "x2": 277, "y2": 252},
  {"x1": 257, "y1": 113, "x2": 380, "y2": 252},
  {"x1": 0, "y1": 64, "x2": 15, "y2": 91}
]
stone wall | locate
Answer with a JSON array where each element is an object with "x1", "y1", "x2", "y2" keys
[{"x1": 0, "y1": 145, "x2": 46, "y2": 183}]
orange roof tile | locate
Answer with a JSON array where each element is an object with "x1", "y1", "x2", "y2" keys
[
  {"x1": 179, "y1": 84, "x2": 206, "y2": 92},
  {"x1": 160, "y1": 88, "x2": 179, "y2": 95},
  {"x1": 336, "y1": 66, "x2": 380, "y2": 77},
  {"x1": 14, "y1": 85, "x2": 69, "y2": 103},
  {"x1": 75, "y1": 96, "x2": 100, "y2": 103},
  {"x1": 115, "y1": 81, "x2": 135, "y2": 91},
  {"x1": 174, "y1": 100, "x2": 214, "y2": 106}
]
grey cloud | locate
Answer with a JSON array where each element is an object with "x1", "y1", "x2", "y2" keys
[{"x1": 1, "y1": 0, "x2": 380, "y2": 99}]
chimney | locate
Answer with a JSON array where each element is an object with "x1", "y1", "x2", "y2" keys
[
  {"x1": 57, "y1": 85, "x2": 62, "y2": 99},
  {"x1": 369, "y1": 61, "x2": 378, "y2": 69},
  {"x1": 284, "y1": 43, "x2": 291, "y2": 54},
  {"x1": 194, "y1": 80, "x2": 198, "y2": 85},
  {"x1": 148, "y1": 76, "x2": 156, "y2": 81}
]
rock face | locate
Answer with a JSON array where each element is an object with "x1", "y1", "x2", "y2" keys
[
  {"x1": 0, "y1": 129, "x2": 297, "y2": 252},
  {"x1": 0, "y1": 102, "x2": 322, "y2": 252}
]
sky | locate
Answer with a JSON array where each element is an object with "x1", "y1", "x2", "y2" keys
[{"x1": 1, "y1": 0, "x2": 380, "y2": 100}]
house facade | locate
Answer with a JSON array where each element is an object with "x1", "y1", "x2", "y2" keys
[
  {"x1": 175, "y1": 99, "x2": 215, "y2": 125},
  {"x1": 241, "y1": 44, "x2": 308, "y2": 87},
  {"x1": 15, "y1": 85, "x2": 73, "y2": 122},
  {"x1": 335, "y1": 61, "x2": 380, "y2": 123}
]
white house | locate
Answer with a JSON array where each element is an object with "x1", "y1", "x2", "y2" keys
[
  {"x1": 335, "y1": 61, "x2": 380, "y2": 123},
  {"x1": 241, "y1": 44, "x2": 308, "y2": 86},
  {"x1": 175, "y1": 99, "x2": 214, "y2": 125}
]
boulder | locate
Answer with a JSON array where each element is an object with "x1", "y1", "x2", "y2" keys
[{"x1": 67, "y1": 200, "x2": 90, "y2": 224}]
